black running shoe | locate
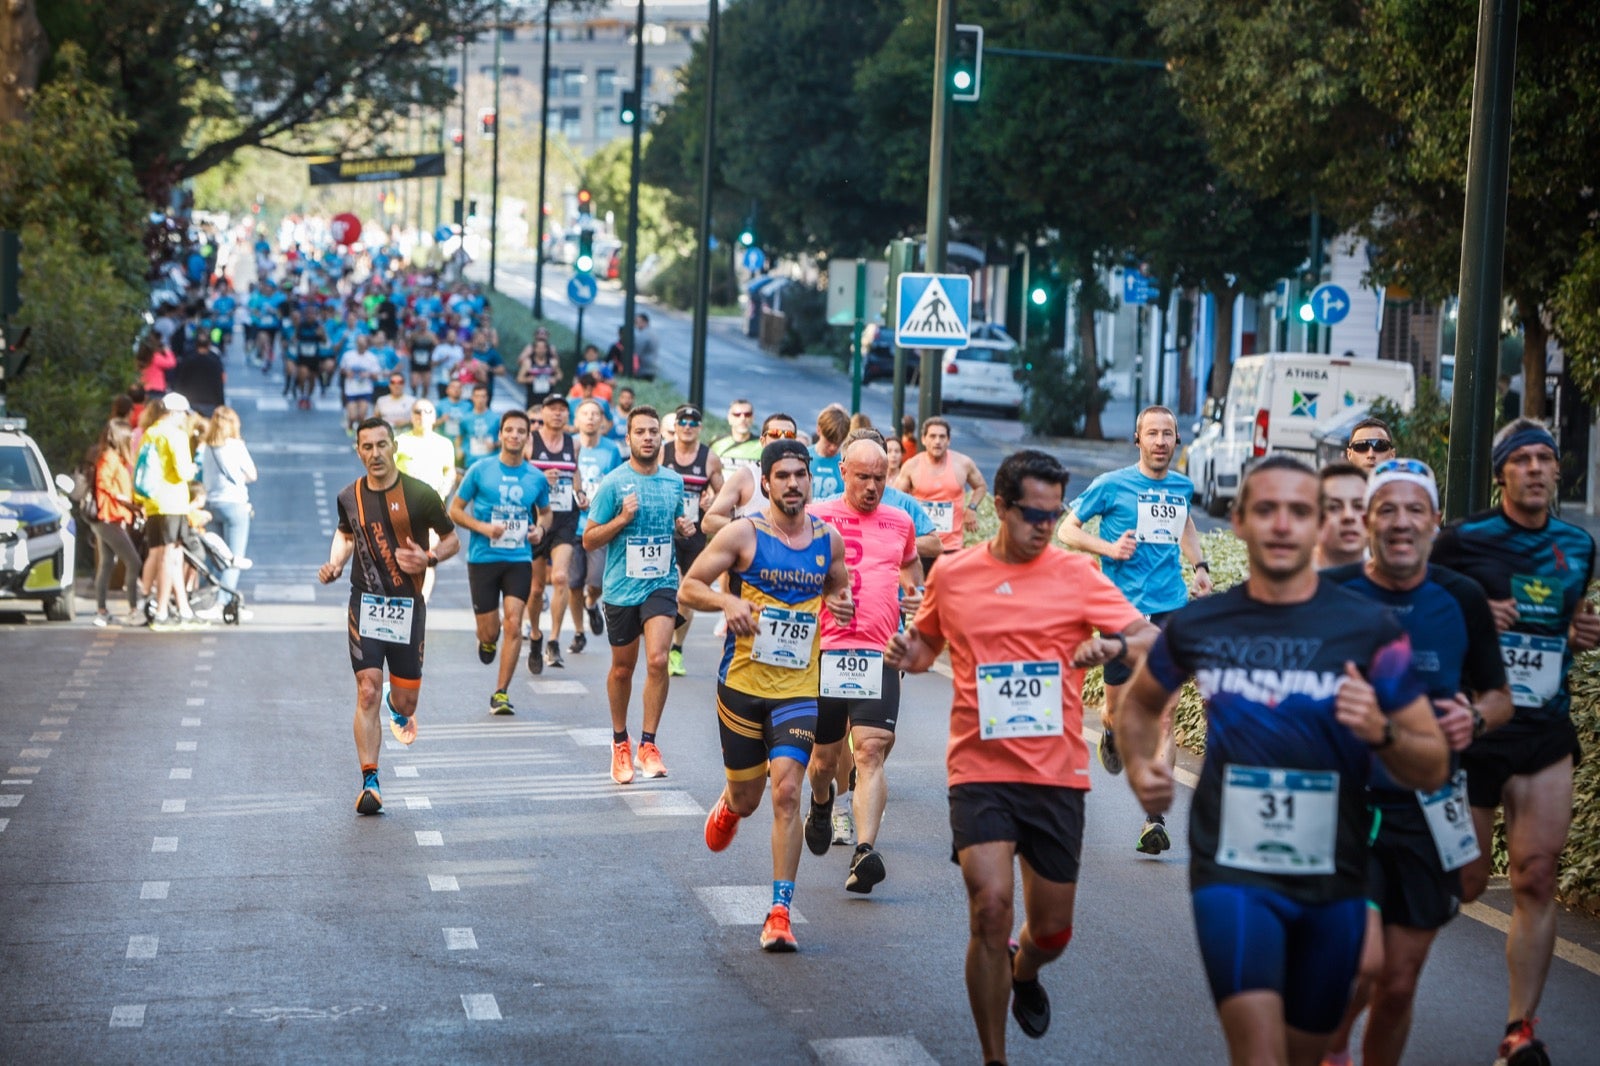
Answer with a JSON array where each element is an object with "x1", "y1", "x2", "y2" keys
[
  {"x1": 489, "y1": 690, "x2": 514, "y2": 715},
  {"x1": 1011, "y1": 975, "x2": 1050, "y2": 1038},
  {"x1": 1098, "y1": 727, "x2": 1124, "y2": 775},
  {"x1": 528, "y1": 635, "x2": 544, "y2": 675},
  {"x1": 588, "y1": 604, "x2": 605, "y2": 636},
  {"x1": 478, "y1": 640, "x2": 497, "y2": 665},
  {"x1": 569, "y1": 632, "x2": 587, "y2": 654},
  {"x1": 1137, "y1": 819, "x2": 1171, "y2": 855},
  {"x1": 545, "y1": 642, "x2": 564, "y2": 669},
  {"x1": 846, "y1": 844, "x2": 886, "y2": 894},
  {"x1": 803, "y1": 783, "x2": 835, "y2": 856}
]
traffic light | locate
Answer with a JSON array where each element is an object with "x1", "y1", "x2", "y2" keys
[
  {"x1": 620, "y1": 89, "x2": 638, "y2": 125},
  {"x1": 478, "y1": 108, "x2": 496, "y2": 137},
  {"x1": 0, "y1": 231, "x2": 21, "y2": 319},
  {"x1": 450, "y1": 127, "x2": 464, "y2": 150},
  {"x1": 739, "y1": 216, "x2": 755, "y2": 247},
  {"x1": 577, "y1": 188, "x2": 592, "y2": 213},
  {"x1": 951, "y1": 24, "x2": 983, "y2": 103},
  {"x1": 576, "y1": 229, "x2": 594, "y2": 274},
  {"x1": 1029, "y1": 282, "x2": 1049, "y2": 307}
]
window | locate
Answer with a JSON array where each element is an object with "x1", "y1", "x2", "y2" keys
[
  {"x1": 596, "y1": 106, "x2": 617, "y2": 140},
  {"x1": 562, "y1": 68, "x2": 584, "y2": 98},
  {"x1": 499, "y1": 26, "x2": 515, "y2": 42},
  {"x1": 500, "y1": 64, "x2": 521, "y2": 78},
  {"x1": 559, "y1": 107, "x2": 581, "y2": 139},
  {"x1": 596, "y1": 68, "x2": 616, "y2": 97}
]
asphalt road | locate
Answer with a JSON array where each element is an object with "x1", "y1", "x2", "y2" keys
[{"x1": 3, "y1": 330, "x2": 1600, "y2": 1064}]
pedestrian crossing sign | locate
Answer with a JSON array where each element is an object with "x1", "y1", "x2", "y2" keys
[{"x1": 895, "y1": 273, "x2": 971, "y2": 348}]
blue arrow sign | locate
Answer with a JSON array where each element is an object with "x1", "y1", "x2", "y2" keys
[
  {"x1": 895, "y1": 273, "x2": 971, "y2": 348},
  {"x1": 567, "y1": 274, "x2": 597, "y2": 307},
  {"x1": 1311, "y1": 283, "x2": 1351, "y2": 326},
  {"x1": 1122, "y1": 271, "x2": 1157, "y2": 305},
  {"x1": 742, "y1": 246, "x2": 766, "y2": 273}
]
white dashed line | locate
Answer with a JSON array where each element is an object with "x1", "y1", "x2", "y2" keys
[
  {"x1": 29, "y1": 733, "x2": 60, "y2": 742},
  {"x1": 140, "y1": 881, "x2": 170, "y2": 900},
  {"x1": 567, "y1": 728, "x2": 615, "y2": 746},
  {"x1": 444, "y1": 928, "x2": 478, "y2": 950},
  {"x1": 162, "y1": 800, "x2": 186, "y2": 813},
  {"x1": 40, "y1": 716, "x2": 68, "y2": 725},
  {"x1": 403, "y1": 796, "x2": 431, "y2": 810},
  {"x1": 151, "y1": 837, "x2": 178, "y2": 853},
  {"x1": 0, "y1": 819, "x2": 8, "y2": 832},
  {"x1": 620, "y1": 791, "x2": 704, "y2": 816},
  {"x1": 186, "y1": 699, "x2": 205, "y2": 707},
  {"x1": 2, "y1": 779, "x2": 30, "y2": 786},
  {"x1": 811, "y1": 1036, "x2": 940, "y2": 1066},
  {"x1": 197, "y1": 650, "x2": 215, "y2": 658},
  {"x1": 9, "y1": 766, "x2": 39, "y2": 774},
  {"x1": 19, "y1": 748, "x2": 50, "y2": 759},
  {"x1": 415, "y1": 831, "x2": 444, "y2": 847},
  {"x1": 460, "y1": 994, "x2": 501, "y2": 1021},
  {"x1": 176, "y1": 741, "x2": 198, "y2": 752},
  {"x1": 528, "y1": 679, "x2": 588, "y2": 695},
  {"x1": 109, "y1": 1004, "x2": 146, "y2": 1028},
  {"x1": 394, "y1": 766, "x2": 419, "y2": 778},
  {"x1": 695, "y1": 886, "x2": 809, "y2": 926},
  {"x1": 182, "y1": 717, "x2": 202, "y2": 727},
  {"x1": 126, "y1": 935, "x2": 158, "y2": 959},
  {"x1": 169, "y1": 768, "x2": 192, "y2": 780},
  {"x1": 194, "y1": 665, "x2": 212, "y2": 672},
  {"x1": 0, "y1": 795, "x2": 22, "y2": 808},
  {"x1": 428, "y1": 875, "x2": 460, "y2": 892}
]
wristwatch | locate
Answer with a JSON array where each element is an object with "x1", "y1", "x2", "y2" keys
[
  {"x1": 1109, "y1": 631, "x2": 1128, "y2": 661},
  {"x1": 1368, "y1": 720, "x2": 1396, "y2": 750},
  {"x1": 426, "y1": 551, "x2": 439, "y2": 568},
  {"x1": 1471, "y1": 706, "x2": 1487, "y2": 740},
  {"x1": 1193, "y1": 561, "x2": 1210, "y2": 572}
]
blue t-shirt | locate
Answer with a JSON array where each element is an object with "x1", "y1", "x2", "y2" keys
[
  {"x1": 461, "y1": 409, "x2": 502, "y2": 461},
  {"x1": 570, "y1": 397, "x2": 615, "y2": 428},
  {"x1": 810, "y1": 446, "x2": 844, "y2": 502},
  {"x1": 436, "y1": 398, "x2": 474, "y2": 448},
  {"x1": 588, "y1": 463, "x2": 685, "y2": 606},
  {"x1": 882, "y1": 485, "x2": 936, "y2": 538},
  {"x1": 576, "y1": 437, "x2": 623, "y2": 534},
  {"x1": 1069, "y1": 464, "x2": 1195, "y2": 615},
  {"x1": 454, "y1": 456, "x2": 551, "y2": 564}
]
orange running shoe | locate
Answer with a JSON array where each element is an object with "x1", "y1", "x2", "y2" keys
[
  {"x1": 611, "y1": 740, "x2": 635, "y2": 784},
  {"x1": 636, "y1": 741, "x2": 668, "y2": 778},
  {"x1": 1498, "y1": 1018, "x2": 1547, "y2": 1065},
  {"x1": 704, "y1": 795, "x2": 740, "y2": 852},
  {"x1": 759, "y1": 905, "x2": 797, "y2": 952}
]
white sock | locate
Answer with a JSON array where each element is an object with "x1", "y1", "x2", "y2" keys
[{"x1": 835, "y1": 791, "x2": 853, "y2": 817}]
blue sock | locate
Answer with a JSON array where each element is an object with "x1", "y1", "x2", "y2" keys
[
  {"x1": 640, "y1": 731, "x2": 656, "y2": 747},
  {"x1": 773, "y1": 880, "x2": 795, "y2": 910},
  {"x1": 386, "y1": 689, "x2": 406, "y2": 723}
]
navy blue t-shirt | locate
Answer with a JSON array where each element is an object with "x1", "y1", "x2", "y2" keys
[{"x1": 1145, "y1": 579, "x2": 1428, "y2": 904}]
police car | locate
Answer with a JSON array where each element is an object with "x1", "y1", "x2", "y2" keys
[{"x1": 0, "y1": 418, "x2": 79, "y2": 621}]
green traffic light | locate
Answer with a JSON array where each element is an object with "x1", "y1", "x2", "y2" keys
[
  {"x1": 739, "y1": 231, "x2": 754, "y2": 247},
  {"x1": 953, "y1": 70, "x2": 973, "y2": 91},
  {"x1": 1030, "y1": 286, "x2": 1048, "y2": 307},
  {"x1": 1297, "y1": 303, "x2": 1315, "y2": 323},
  {"x1": 576, "y1": 254, "x2": 593, "y2": 272}
]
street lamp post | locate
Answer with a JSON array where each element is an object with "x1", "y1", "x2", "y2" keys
[
  {"x1": 532, "y1": 0, "x2": 553, "y2": 321},
  {"x1": 621, "y1": 0, "x2": 645, "y2": 371},
  {"x1": 488, "y1": 0, "x2": 502, "y2": 289},
  {"x1": 918, "y1": 0, "x2": 955, "y2": 424},
  {"x1": 688, "y1": 0, "x2": 718, "y2": 409}
]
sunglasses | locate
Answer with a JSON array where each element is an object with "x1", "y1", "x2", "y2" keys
[
  {"x1": 765, "y1": 429, "x2": 798, "y2": 439},
  {"x1": 1011, "y1": 504, "x2": 1066, "y2": 526},
  {"x1": 1373, "y1": 457, "x2": 1431, "y2": 477},
  {"x1": 730, "y1": 410, "x2": 754, "y2": 418},
  {"x1": 678, "y1": 419, "x2": 701, "y2": 428},
  {"x1": 1348, "y1": 438, "x2": 1394, "y2": 454}
]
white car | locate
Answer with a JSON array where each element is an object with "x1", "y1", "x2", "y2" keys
[
  {"x1": 0, "y1": 419, "x2": 79, "y2": 620},
  {"x1": 940, "y1": 323, "x2": 1024, "y2": 418}
]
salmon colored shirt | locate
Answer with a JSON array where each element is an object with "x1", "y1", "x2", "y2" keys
[
  {"x1": 904, "y1": 453, "x2": 967, "y2": 552},
  {"x1": 913, "y1": 543, "x2": 1143, "y2": 789}
]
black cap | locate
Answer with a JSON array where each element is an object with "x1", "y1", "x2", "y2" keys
[
  {"x1": 675, "y1": 403, "x2": 702, "y2": 422},
  {"x1": 760, "y1": 439, "x2": 811, "y2": 480}
]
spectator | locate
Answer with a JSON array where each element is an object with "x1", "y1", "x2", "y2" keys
[
  {"x1": 137, "y1": 392, "x2": 200, "y2": 630},
  {"x1": 87, "y1": 420, "x2": 145, "y2": 626},
  {"x1": 137, "y1": 334, "x2": 177, "y2": 401},
  {"x1": 198, "y1": 406, "x2": 257, "y2": 620},
  {"x1": 170, "y1": 335, "x2": 227, "y2": 417},
  {"x1": 900, "y1": 414, "x2": 918, "y2": 459},
  {"x1": 633, "y1": 312, "x2": 659, "y2": 380},
  {"x1": 607, "y1": 385, "x2": 635, "y2": 444}
]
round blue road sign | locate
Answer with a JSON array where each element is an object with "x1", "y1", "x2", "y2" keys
[
  {"x1": 742, "y1": 246, "x2": 766, "y2": 273},
  {"x1": 1310, "y1": 283, "x2": 1352, "y2": 326},
  {"x1": 568, "y1": 274, "x2": 597, "y2": 307}
]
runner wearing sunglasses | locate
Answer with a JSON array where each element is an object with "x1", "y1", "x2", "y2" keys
[
  {"x1": 1345, "y1": 417, "x2": 1395, "y2": 471},
  {"x1": 703, "y1": 413, "x2": 800, "y2": 535},
  {"x1": 1054, "y1": 405, "x2": 1212, "y2": 855},
  {"x1": 887, "y1": 449, "x2": 1157, "y2": 1063},
  {"x1": 663, "y1": 403, "x2": 724, "y2": 677}
]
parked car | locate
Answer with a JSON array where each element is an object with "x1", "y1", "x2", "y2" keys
[
  {"x1": 939, "y1": 323, "x2": 1023, "y2": 417},
  {"x1": 861, "y1": 322, "x2": 917, "y2": 385},
  {"x1": 0, "y1": 418, "x2": 79, "y2": 620},
  {"x1": 1184, "y1": 352, "x2": 1415, "y2": 516}
]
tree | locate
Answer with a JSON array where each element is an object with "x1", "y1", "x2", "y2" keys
[
  {"x1": 585, "y1": 135, "x2": 685, "y2": 263},
  {"x1": 0, "y1": 0, "x2": 47, "y2": 123}
]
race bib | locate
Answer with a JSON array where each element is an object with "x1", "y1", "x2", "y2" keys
[
  {"x1": 549, "y1": 476, "x2": 574, "y2": 512},
  {"x1": 750, "y1": 607, "x2": 818, "y2": 670},
  {"x1": 1217, "y1": 765, "x2": 1338, "y2": 875},
  {"x1": 1135, "y1": 491, "x2": 1187, "y2": 544},
  {"x1": 625, "y1": 534, "x2": 671, "y2": 579},
  {"x1": 1500, "y1": 632, "x2": 1565, "y2": 708},
  {"x1": 976, "y1": 661, "x2": 1063, "y2": 740},
  {"x1": 1417, "y1": 769, "x2": 1481, "y2": 871},
  {"x1": 820, "y1": 649, "x2": 884, "y2": 699},
  {"x1": 358, "y1": 594, "x2": 414, "y2": 644},
  {"x1": 924, "y1": 501, "x2": 956, "y2": 534},
  {"x1": 682, "y1": 490, "x2": 701, "y2": 525},
  {"x1": 490, "y1": 505, "x2": 528, "y2": 550}
]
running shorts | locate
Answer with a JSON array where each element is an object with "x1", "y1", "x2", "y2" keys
[
  {"x1": 144, "y1": 514, "x2": 186, "y2": 549},
  {"x1": 568, "y1": 543, "x2": 607, "y2": 588},
  {"x1": 816, "y1": 666, "x2": 902, "y2": 744},
  {"x1": 603, "y1": 586, "x2": 679, "y2": 647},
  {"x1": 1365, "y1": 804, "x2": 1460, "y2": 931},
  {"x1": 1191, "y1": 883, "x2": 1367, "y2": 1034},
  {"x1": 346, "y1": 590, "x2": 426, "y2": 685},
  {"x1": 534, "y1": 514, "x2": 581, "y2": 561},
  {"x1": 947, "y1": 782, "x2": 1085, "y2": 884},
  {"x1": 467, "y1": 560, "x2": 532, "y2": 616},
  {"x1": 1103, "y1": 610, "x2": 1174, "y2": 687},
  {"x1": 674, "y1": 532, "x2": 708, "y2": 576},
  {"x1": 1461, "y1": 716, "x2": 1583, "y2": 809},
  {"x1": 716, "y1": 682, "x2": 818, "y2": 780}
]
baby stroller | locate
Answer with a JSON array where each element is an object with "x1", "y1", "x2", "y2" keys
[{"x1": 178, "y1": 521, "x2": 247, "y2": 625}]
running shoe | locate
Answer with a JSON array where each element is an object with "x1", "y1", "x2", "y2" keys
[
  {"x1": 527, "y1": 635, "x2": 544, "y2": 675},
  {"x1": 489, "y1": 690, "x2": 514, "y2": 715},
  {"x1": 846, "y1": 844, "x2": 886, "y2": 894},
  {"x1": 94, "y1": 610, "x2": 111, "y2": 627},
  {"x1": 611, "y1": 740, "x2": 635, "y2": 785},
  {"x1": 1008, "y1": 942, "x2": 1051, "y2": 1038},
  {"x1": 356, "y1": 771, "x2": 382, "y2": 815},
  {"x1": 1137, "y1": 818, "x2": 1171, "y2": 855},
  {"x1": 635, "y1": 741, "x2": 668, "y2": 779},
  {"x1": 1499, "y1": 1019, "x2": 1549, "y2": 1066},
  {"x1": 389, "y1": 705, "x2": 417, "y2": 745},
  {"x1": 477, "y1": 640, "x2": 497, "y2": 665},
  {"x1": 704, "y1": 794, "x2": 740, "y2": 852},
  {"x1": 569, "y1": 632, "x2": 586, "y2": 654},
  {"x1": 831, "y1": 811, "x2": 856, "y2": 847},
  {"x1": 759, "y1": 905, "x2": 797, "y2": 952},
  {"x1": 544, "y1": 642, "x2": 564, "y2": 669},
  {"x1": 1098, "y1": 727, "x2": 1124, "y2": 775},
  {"x1": 588, "y1": 604, "x2": 605, "y2": 635},
  {"x1": 804, "y1": 783, "x2": 836, "y2": 856},
  {"x1": 668, "y1": 648, "x2": 686, "y2": 676}
]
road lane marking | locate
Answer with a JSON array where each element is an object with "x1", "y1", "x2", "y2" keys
[
  {"x1": 182, "y1": 717, "x2": 202, "y2": 726},
  {"x1": 151, "y1": 837, "x2": 178, "y2": 852},
  {"x1": 0, "y1": 795, "x2": 21, "y2": 807},
  {"x1": 403, "y1": 796, "x2": 431, "y2": 809},
  {"x1": 811, "y1": 1037, "x2": 940, "y2": 1066},
  {"x1": 395, "y1": 766, "x2": 419, "y2": 778},
  {"x1": 1460, "y1": 902, "x2": 1600, "y2": 978},
  {"x1": 109, "y1": 1005, "x2": 146, "y2": 1028},
  {"x1": 186, "y1": 699, "x2": 205, "y2": 707},
  {"x1": 194, "y1": 664, "x2": 212, "y2": 672},
  {"x1": 126, "y1": 935, "x2": 158, "y2": 959},
  {"x1": 2, "y1": 779, "x2": 30, "y2": 785},
  {"x1": 198, "y1": 650, "x2": 215, "y2": 658},
  {"x1": 169, "y1": 768, "x2": 192, "y2": 780},
  {"x1": 695, "y1": 886, "x2": 808, "y2": 926},
  {"x1": 251, "y1": 583, "x2": 316, "y2": 603},
  {"x1": 40, "y1": 716, "x2": 68, "y2": 724},
  {"x1": 460, "y1": 993, "x2": 501, "y2": 1021},
  {"x1": 190, "y1": 680, "x2": 208, "y2": 688},
  {"x1": 444, "y1": 928, "x2": 478, "y2": 950},
  {"x1": 528, "y1": 679, "x2": 588, "y2": 695},
  {"x1": 428, "y1": 875, "x2": 460, "y2": 892},
  {"x1": 140, "y1": 881, "x2": 169, "y2": 900},
  {"x1": 19, "y1": 748, "x2": 50, "y2": 758},
  {"x1": 0, "y1": 819, "x2": 8, "y2": 832},
  {"x1": 621, "y1": 791, "x2": 704, "y2": 817},
  {"x1": 415, "y1": 831, "x2": 444, "y2": 846},
  {"x1": 29, "y1": 732, "x2": 60, "y2": 742},
  {"x1": 162, "y1": 800, "x2": 186, "y2": 813},
  {"x1": 176, "y1": 741, "x2": 198, "y2": 752},
  {"x1": 9, "y1": 766, "x2": 39, "y2": 774},
  {"x1": 567, "y1": 728, "x2": 615, "y2": 746}
]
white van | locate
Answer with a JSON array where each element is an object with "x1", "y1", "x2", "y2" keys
[{"x1": 1184, "y1": 353, "x2": 1415, "y2": 515}]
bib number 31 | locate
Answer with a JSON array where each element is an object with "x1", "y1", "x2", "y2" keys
[{"x1": 1217, "y1": 765, "x2": 1338, "y2": 875}]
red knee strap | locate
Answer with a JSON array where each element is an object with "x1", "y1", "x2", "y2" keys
[{"x1": 1035, "y1": 924, "x2": 1073, "y2": 952}]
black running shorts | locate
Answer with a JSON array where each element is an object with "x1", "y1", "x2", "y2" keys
[
  {"x1": 716, "y1": 682, "x2": 817, "y2": 781},
  {"x1": 346, "y1": 590, "x2": 426, "y2": 684},
  {"x1": 816, "y1": 665, "x2": 902, "y2": 745},
  {"x1": 603, "y1": 586, "x2": 679, "y2": 647},
  {"x1": 144, "y1": 514, "x2": 186, "y2": 549},
  {"x1": 948, "y1": 781, "x2": 1086, "y2": 884},
  {"x1": 534, "y1": 514, "x2": 580, "y2": 561},
  {"x1": 1461, "y1": 716, "x2": 1582, "y2": 809},
  {"x1": 1103, "y1": 610, "x2": 1174, "y2": 687},
  {"x1": 467, "y1": 560, "x2": 532, "y2": 616},
  {"x1": 1365, "y1": 804, "x2": 1461, "y2": 931}
]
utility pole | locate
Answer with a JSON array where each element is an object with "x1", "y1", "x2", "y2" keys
[
  {"x1": 1445, "y1": 0, "x2": 1520, "y2": 520},
  {"x1": 621, "y1": 0, "x2": 645, "y2": 370},
  {"x1": 532, "y1": 0, "x2": 553, "y2": 320},
  {"x1": 688, "y1": 0, "x2": 718, "y2": 409},
  {"x1": 458, "y1": 37, "x2": 468, "y2": 234},
  {"x1": 488, "y1": 0, "x2": 502, "y2": 289},
  {"x1": 918, "y1": 0, "x2": 955, "y2": 424}
]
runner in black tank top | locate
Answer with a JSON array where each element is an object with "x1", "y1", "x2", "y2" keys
[
  {"x1": 525, "y1": 393, "x2": 581, "y2": 669},
  {"x1": 663, "y1": 404, "x2": 725, "y2": 677}
]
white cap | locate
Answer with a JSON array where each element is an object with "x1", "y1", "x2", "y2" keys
[
  {"x1": 1366, "y1": 458, "x2": 1438, "y2": 510},
  {"x1": 162, "y1": 392, "x2": 191, "y2": 414}
]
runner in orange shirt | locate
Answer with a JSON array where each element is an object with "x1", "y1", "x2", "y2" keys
[
  {"x1": 892, "y1": 416, "x2": 987, "y2": 575},
  {"x1": 886, "y1": 449, "x2": 1157, "y2": 1064}
]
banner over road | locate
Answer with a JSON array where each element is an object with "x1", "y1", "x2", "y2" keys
[{"x1": 308, "y1": 153, "x2": 446, "y2": 186}]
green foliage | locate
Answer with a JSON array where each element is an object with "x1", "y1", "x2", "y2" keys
[
  {"x1": 0, "y1": 43, "x2": 144, "y2": 285},
  {"x1": 7, "y1": 225, "x2": 143, "y2": 473},
  {"x1": 1020, "y1": 341, "x2": 1112, "y2": 437},
  {"x1": 486, "y1": 289, "x2": 578, "y2": 382},
  {"x1": 584, "y1": 136, "x2": 685, "y2": 266},
  {"x1": 646, "y1": 253, "x2": 739, "y2": 313},
  {"x1": 1557, "y1": 642, "x2": 1600, "y2": 912},
  {"x1": 1369, "y1": 386, "x2": 1451, "y2": 487},
  {"x1": 1554, "y1": 232, "x2": 1600, "y2": 406},
  {"x1": 613, "y1": 377, "x2": 729, "y2": 441}
]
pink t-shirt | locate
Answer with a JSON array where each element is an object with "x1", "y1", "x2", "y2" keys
[{"x1": 809, "y1": 496, "x2": 917, "y2": 651}]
